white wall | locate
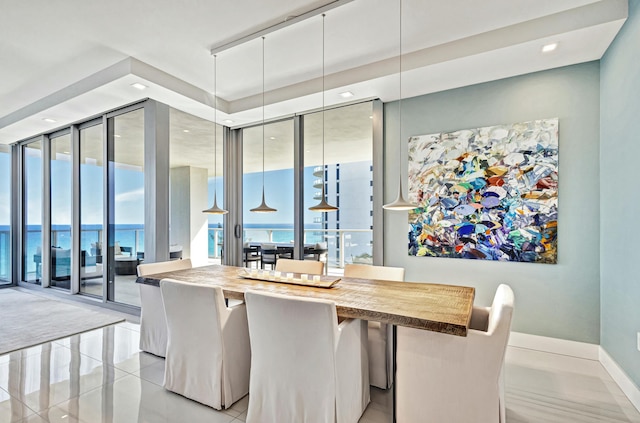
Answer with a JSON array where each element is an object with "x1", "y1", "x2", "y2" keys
[{"x1": 170, "y1": 166, "x2": 209, "y2": 266}]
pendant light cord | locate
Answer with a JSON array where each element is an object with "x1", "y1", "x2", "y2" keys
[
  {"x1": 213, "y1": 54, "x2": 218, "y2": 198},
  {"x1": 322, "y1": 14, "x2": 326, "y2": 180},
  {"x1": 262, "y1": 36, "x2": 266, "y2": 191},
  {"x1": 398, "y1": 0, "x2": 403, "y2": 174}
]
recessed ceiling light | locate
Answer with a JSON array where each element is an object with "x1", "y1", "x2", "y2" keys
[
  {"x1": 542, "y1": 43, "x2": 558, "y2": 53},
  {"x1": 114, "y1": 134, "x2": 121, "y2": 138},
  {"x1": 183, "y1": 129, "x2": 190, "y2": 133},
  {"x1": 131, "y1": 82, "x2": 148, "y2": 90},
  {"x1": 269, "y1": 136, "x2": 276, "y2": 140},
  {"x1": 42, "y1": 118, "x2": 57, "y2": 123},
  {"x1": 223, "y1": 119, "x2": 234, "y2": 124},
  {"x1": 339, "y1": 91, "x2": 354, "y2": 98},
  {"x1": 369, "y1": 115, "x2": 373, "y2": 119},
  {"x1": 63, "y1": 151, "x2": 70, "y2": 154}
]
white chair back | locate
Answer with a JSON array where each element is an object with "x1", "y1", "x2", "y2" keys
[
  {"x1": 344, "y1": 263, "x2": 405, "y2": 281},
  {"x1": 245, "y1": 289, "x2": 371, "y2": 423},
  {"x1": 137, "y1": 258, "x2": 192, "y2": 276},
  {"x1": 275, "y1": 258, "x2": 324, "y2": 275},
  {"x1": 245, "y1": 290, "x2": 338, "y2": 422},
  {"x1": 137, "y1": 259, "x2": 193, "y2": 357},
  {"x1": 160, "y1": 279, "x2": 250, "y2": 410},
  {"x1": 486, "y1": 284, "x2": 515, "y2": 379},
  {"x1": 396, "y1": 283, "x2": 515, "y2": 423}
]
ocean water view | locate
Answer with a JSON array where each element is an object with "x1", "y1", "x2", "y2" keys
[{"x1": 2, "y1": 223, "x2": 327, "y2": 275}]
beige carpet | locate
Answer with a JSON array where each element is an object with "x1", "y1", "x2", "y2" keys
[{"x1": 0, "y1": 289, "x2": 124, "y2": 355}]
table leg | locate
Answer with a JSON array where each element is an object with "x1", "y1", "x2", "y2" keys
[{"x1": 393, "y1": 324, "x2": 397, "y2": 423}]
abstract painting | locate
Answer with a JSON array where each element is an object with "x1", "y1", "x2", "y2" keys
[{"x1": 407, "y1": 118, "x2": 558, "y2": 263}]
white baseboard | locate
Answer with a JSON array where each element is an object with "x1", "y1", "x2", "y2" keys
[
  {"x1": 599, "y1": 347, "x2": 640, "y2": 413},
  {"x1": 508, "y1": 331, "x2": 599, "y2": 360}
]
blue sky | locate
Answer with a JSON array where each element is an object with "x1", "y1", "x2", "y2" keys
[
  {"x1": 0, "y1": 151, "x2": 9, "y2": 225},
  {"x1": 3, "y1": 151, "x2": 330, "y2": 227}
]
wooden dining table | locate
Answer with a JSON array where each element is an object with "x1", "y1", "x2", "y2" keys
[{"x1": 136, "y1": 264, "x2": 475, "y2": 336}]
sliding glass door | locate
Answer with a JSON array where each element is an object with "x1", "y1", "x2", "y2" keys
[
  {"x1": 303, "y1": 102, "x2": 374, "y2": 273},
  {"x1": 168, "y1": 108, "x2": 224, "y2": 266},
  {"x1": 49, "y1": 133, "x2": 72, "y2": 289},
  {"x1": 108, "y1": 108, "x2": 144, "y2": 307},
  {"x1": 23, "y1": 140, "x2": 42, "y2": 284},
  {"x1": 79, "y1": 122, "x2": 104, "y2": 296},
  {"x1": 235, "y1": 102, "x2": 376, "y2": 274},
  {"x1": 0, "y1": 144, "x2": 10, "y2": 285},
  {"x1": 242, "y1": 120, "x2": 294, "y2": 268}
]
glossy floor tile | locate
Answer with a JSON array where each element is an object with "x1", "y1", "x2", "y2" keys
[
  {"x1": 1, "y1": 321, "x2": 639, "y2": 423},
  {"x1": 505, "y1": 347, "x2": 640, "y2": 423}
]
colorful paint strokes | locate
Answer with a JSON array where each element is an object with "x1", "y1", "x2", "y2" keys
[{"x1": 407, "y1": 118, "x2": 558, "y2": 264}]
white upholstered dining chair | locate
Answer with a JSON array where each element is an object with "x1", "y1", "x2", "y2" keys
[
  {"x1": 136, "y1": 258, "x2": 192, "y2": 357},
  {"x1": 396, "y1": 284, "x2": 514, "y2": 423},
  {"x1": 275, "y1": 258, "x2": 324, "y2": 275},
  {"x1": 344, "y1": 263, "x2": 405, "y2": 389},
  {"x1": 160, "y1": 279, "x2": 251, "y2": 410},
  {"x1": 244, "y1": 289, "x2": 369, "y2": 423}
]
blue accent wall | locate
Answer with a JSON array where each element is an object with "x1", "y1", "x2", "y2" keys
[
  {"x1": 600, "y1": 0, "x2": 640, "y2": 387},
  {"x1": 384, "y1": 62, "x2": 601, "y2": 343}
]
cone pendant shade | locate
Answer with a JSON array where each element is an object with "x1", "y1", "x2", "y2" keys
[
  {"x1": 382, "y1": 177, "x2": 416, "y2": 211},
  {"x1": 251, "y1": 37, "x2": 276, "y2": 213},
  {"x1": 251, "y1": 188, "x2": 277, "y2": 213},
  {"x1": 383, "y1": 0, "x2": 417, "y2": 212},
  {"x1": 203, "y1": 54, "x2": 228, "y2": 215},
  {"x1": 309, "y1": 13, "x2": 337, "y2": 213},
  {"x1": 203, "y1": 191, "x2": 228, "y2": 214},
  {"x1": 309, "y1": 185, "x2": 338, "y2": 212}
]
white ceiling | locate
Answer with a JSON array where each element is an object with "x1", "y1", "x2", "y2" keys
[{"x1": 0, "y1": 0, "x2": 628, "y2": 145}]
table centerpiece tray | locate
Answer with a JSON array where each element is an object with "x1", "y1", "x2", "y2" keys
[{"x1": 236, "y1": 268, "x2": 340, "y2": 288}]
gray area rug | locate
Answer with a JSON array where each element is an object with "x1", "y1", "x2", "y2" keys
[{"x1": 0, "y1": 289, "x2": 124, "y2": 355}]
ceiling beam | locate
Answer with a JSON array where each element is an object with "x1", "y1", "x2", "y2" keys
[{"x1": 209, "y1": 0, "x2": 355, "y2": 55}]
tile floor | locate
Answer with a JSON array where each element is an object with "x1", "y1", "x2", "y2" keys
[{"x1": 0, "y1": 320, "x2": 638, "y2": 423}]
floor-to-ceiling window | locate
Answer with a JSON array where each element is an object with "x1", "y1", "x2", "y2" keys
[
  {"x1": 49, "y1": 133, "x2": 72, "y2": 289},
  {"x1": 304, "y1": 102, "x2": 373, "y2": 273},
  {"x1": 242, "y1": 119, "x2": 294, "y2": 267},
  {"x1": 109, "y1": 108, "x2": 144, "y2": 307},
  {"x1": 23, "y1": 140, "x2": 42, "y2": 284},
  {"x1": 169, "y1": 108, "x2": 224, "y2": 266},
  {"x1": 79, "y1": 122, "x2": 104, "y2": 296},
  {"x1": 0, "y1": 144, "x2": 10, "y2": 285}
]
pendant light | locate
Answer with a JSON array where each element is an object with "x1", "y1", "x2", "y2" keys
[
  {"x1": 250, "y1": 37, "x2": 277, "y2": 213},
  {"x1": 383, "y1": 0, "x2": 417, "y2": 211},
  {"x1": 309, "y1": 14, "x2": 338, "y2": 213},
  {"x1": 203, "y1": 54, "x2": 228, "y2": 214}
]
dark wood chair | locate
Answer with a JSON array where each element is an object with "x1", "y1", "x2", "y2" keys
[
  {"x1": 260, "y1": 244, "x2": 278, "y2": 269},
  {"x1": 277, "y1": 246, "x2": 294, "y2": 260},
  {"x1": 243, "y1": 244, "x2": 261, "y2": 268}
]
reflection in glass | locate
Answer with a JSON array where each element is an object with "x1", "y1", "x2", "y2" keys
[
  {"x1": 243, "y1": 120, "x2": 294, "y2": 247},
  {"x1": 168, "y1": 108, "x2": 223, "y2": 264},
  {"x1": 23, "y1": 141, "x2": 42, "y2": 283},
  {"x1": 80, "y1": 124, "x2": 104, "y2": 296},
  {"x1": 111, "y1": 108, "x2": 144, "y2": 307},
  {"x1": 304, "y1": 102, "x2": 374, "y2": 273},
  {"x1": 0, "y1": 144, "x2": 10, "y2": 285},
  {"x1": 50, "y1": 134, "x2": 72, "y2": 289}
]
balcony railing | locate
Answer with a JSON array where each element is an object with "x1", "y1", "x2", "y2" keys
[
  {"x1": 0, "y1": 228, "x2": 10, "y2": 283},
  {"x1": 20, "y1": 227, "x2": 145, "y2": 279},
  {"x1": 209, "y1": 227, "x2": 373, "y2": 269},
  {"x1": 11, "y1": 225, "x2": 371, "y2": 281}
]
